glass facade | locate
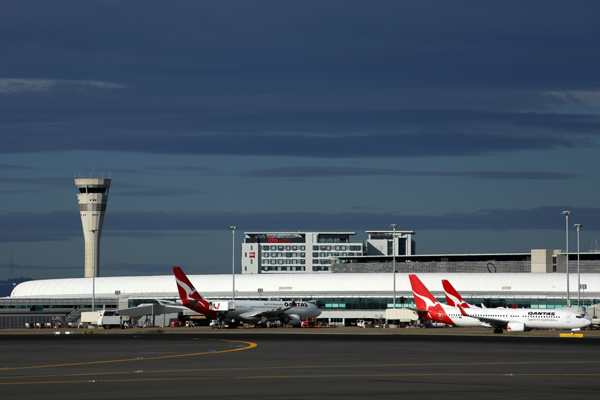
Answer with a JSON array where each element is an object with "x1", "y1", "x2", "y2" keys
[{"x1": 308, "y1": 296, "x2": 595, "y2": 310}]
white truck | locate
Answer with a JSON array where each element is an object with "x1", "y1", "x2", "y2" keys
[{"x1": 81, "y1": 310, "x2": 126, "y2": 329}]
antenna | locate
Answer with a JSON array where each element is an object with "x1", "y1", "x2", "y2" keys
[{"x1": 592, "y1": 239, "x2": 599, "y2": 253}]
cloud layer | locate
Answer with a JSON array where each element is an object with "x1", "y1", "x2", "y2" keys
[
  {"x1": 1, "y1": 2, "x2": 599, "y2": 278},
  {"x1": 1, "y1": 207, "x2": 598, "y2": 244}
]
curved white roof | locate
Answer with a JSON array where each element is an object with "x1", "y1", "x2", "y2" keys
[{"x1": 10, "y1": 273, "x2": 600, "y2": 298}]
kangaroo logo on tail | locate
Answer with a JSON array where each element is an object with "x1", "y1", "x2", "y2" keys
[
  {"x1": 442, "y1": 279, "x2": 472, "y2": 308},
  {"x1": 409, "y1": 274, "x2": 439, "y2": 311},
  {"x1": 172, "y1": 266, "x2": 211, "y2": 310},
  {"x1": 409, "y1": 274, "x2": 455, "y2": 325}
]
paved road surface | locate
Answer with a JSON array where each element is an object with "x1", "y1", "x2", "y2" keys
[{"x1": 1, "y1": 332, "x2": 599, "y2": 399}]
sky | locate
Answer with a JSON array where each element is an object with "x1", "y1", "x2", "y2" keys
[{"x1": 1, "y1": 1, "x2": 600, "y2": 280}]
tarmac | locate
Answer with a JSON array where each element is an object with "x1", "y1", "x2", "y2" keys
[
  {"x1": 1, "y1": 326, "x2": 599, "y2": 399},
  {"x1": 3, "y1": 325, "x2": 600, "y2": 337}
]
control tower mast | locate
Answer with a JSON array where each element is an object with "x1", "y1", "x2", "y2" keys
[{"x1": 75, "y1": 178, "x2": 111, "y2": 278}]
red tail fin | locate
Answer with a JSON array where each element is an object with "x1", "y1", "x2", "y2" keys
[
  {"x1": 409, "y1": 274, "x2": 439, "y2": 311},
  {"x1": 172, "y1": 266, "x2": 211, "y2": 309},
  {"x1": 442, "y1": 279, "x2": 470, "y2": 308},
  {"x1": 172, "y1": 267, "x2": 216, "y2": 318},
  {"x1": 409, "y1": 274, "x2": 455, "y2": 325}
]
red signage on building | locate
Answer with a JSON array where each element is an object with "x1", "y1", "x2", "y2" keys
[
  {"x1": 249, "y1": 252, "x2": 255, "y2": 258},
  {"x1": 268, "y1": 237, "x2": 292, "y2": 243}
]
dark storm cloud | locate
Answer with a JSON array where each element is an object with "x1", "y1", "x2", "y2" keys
[
  {"x1": 115, "y1": 188, "x2": 206, "y2": 197},
  {"x1": 0, "y1": 176, "x2": 203, "y2": 197},
  {"x1": 1, "y1": 207, "x2": 597, "y2": 243},
  {"x1": 2, "y1": 2, "x2": 600, "y2": 158},
  {"x1": 0, "y1": 262, "x2": 80, "y2": 273},
  {"x1": 240, "y1": 167, "x2": 579, "y2": 180},
  {"x1": 0, "y1": 211, "x2": 80, "y2": 242},
  {"x1": 0, "y1": 163, "x2": 32, "y2": 171},
  {"x1": 109, "y1": 168, "x2": 153, "y2": 175},
  {"x1": 2, "y1": 109, "x2": 599, "y2": 158},
  {"x1": 2, "y1": 2, "x2": 598, "y2": 89},
  {"x1": 146, "y1": 166, "x2": 218, "y2": 175},
  {"x1": 103, "y1": 181, "x2": 206, "y2": 197},
  {"x1": 0, "y1": 177, "x2": 73, "y2": 187},
  {"x1": 0, "y1": 177, "x2": 75, "y2": 196}
]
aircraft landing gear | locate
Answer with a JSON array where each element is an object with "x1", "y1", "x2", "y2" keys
[
  {"x1": 210, "y1": 312, "x2": 230, "y2": 329},
  {"x1": 493, "y1": 328, "x2": 504, "y2": 334},
  {"x1": 210, "y1": 320, "x2": 228, "y2": 329}
]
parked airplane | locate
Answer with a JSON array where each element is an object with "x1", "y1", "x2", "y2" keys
[
  {"x1": 442, "y1": 279, "x2": 480, "y2": 308},
  {"x1": 173, "y1": 266, "x2": 321, "y2": 327},
  {"x1": 410, "y1": 274, "x2": 591, "y2": 333}
]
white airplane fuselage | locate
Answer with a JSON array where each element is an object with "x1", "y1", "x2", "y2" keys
[
  {"x1": 209, "y1": 299, "x2": 321, "y2": 323},
  {"x1": 436, "y1": 304, "x2": 591, "y2": 331}
]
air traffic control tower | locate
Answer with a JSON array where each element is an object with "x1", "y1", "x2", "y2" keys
[{"x1": 75, "y1": 178, "x2": 111, "y2": 278}]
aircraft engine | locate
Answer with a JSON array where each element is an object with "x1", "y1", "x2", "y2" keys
[
  {"x1": 281, "y1": 314, "x2": 301, "y2": 326},
  {"x1": 506, "y1": 321, "x2": 526, "y2": 332}
]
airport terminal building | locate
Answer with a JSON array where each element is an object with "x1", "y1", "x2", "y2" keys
[
  {"x1": 3, "y1": 224, "x2": 600, "y2": 327},
  {"x1": 3, "y1": 272, "x2": 600, "y2": 328},
  {"x1": 3, "y1": 227, "x2": 600, "y2": 328}
]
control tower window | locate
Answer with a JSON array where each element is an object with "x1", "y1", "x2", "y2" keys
[{"x1": 78, "y1": 187, "x2": 107, "y2": 194}]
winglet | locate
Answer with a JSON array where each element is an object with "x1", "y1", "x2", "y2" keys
[{"x1": 458, "y1": 304, "x2": 469, "y2": 317}]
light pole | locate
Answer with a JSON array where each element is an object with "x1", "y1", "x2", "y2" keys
[
  {"x1": 90, "y1": 229, "x2": 97, "y2": 310},
  {"x1": 390, "y1": 224, "x2": 398, "y2": 309},
  {"x1": 230, "y1": 226, "x2": 237, "y2": 300},
  {"x1": 574, "y1": 223, "x2": 583, "y2": 308},
  {"x1": 562, "y1": 211, "x2": 572, "y2": 307}
]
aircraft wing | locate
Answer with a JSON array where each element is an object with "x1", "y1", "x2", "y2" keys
[
  {"x1": 458, "y1": 305, "x2": 508, "y2": 329},
  {"x1": 242, "y1": 305, "x2": 295, "y2": 319},
  {"x1": 156, "y1": 298, "x2": 199, "y2": 310},
  {"x1": 467, "y1": 315, "x2": 509, "y2": 329},
  {"x1": 407, "y1": 307, "x2": 429, "y2": 318}
]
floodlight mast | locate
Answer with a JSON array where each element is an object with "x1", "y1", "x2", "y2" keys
[
  {"x1": 574, "y1": 223, "x2": 583, "y2": 308},
  {"x1": 391, "y1": 224, "x2": 398, "y2": 309},
  {"x1": 562, "y1": 211, "x2": 572, "y2": 307},
  {"x1": 230, "y1": 226, "x2": 237, "y2": 300}
]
